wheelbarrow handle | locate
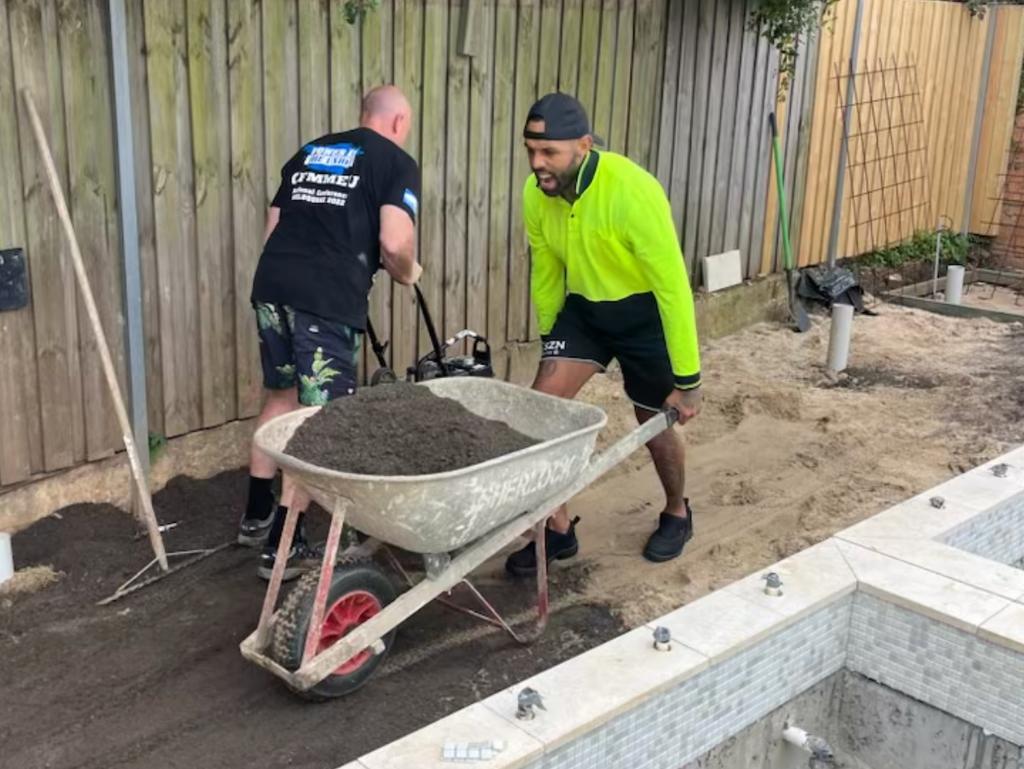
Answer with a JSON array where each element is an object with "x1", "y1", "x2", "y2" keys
[{"x1": 580, "y1": 405, "x2": 678, "y2": 487}]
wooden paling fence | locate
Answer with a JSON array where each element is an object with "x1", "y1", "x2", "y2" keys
[
  {"x1": 0, "y1": 0, "x2": 670, "y2": 486},
  {"x1": 0, "y1": 0, "x2": 1020, "y2": 489},
  {"x1": 765, "y1": 0, "x2": 1024, "y2": 270}
]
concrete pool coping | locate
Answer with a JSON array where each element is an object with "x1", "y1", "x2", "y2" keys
[{"x1": 338, "y1": 446, "x2": 1024, "y2": 769}]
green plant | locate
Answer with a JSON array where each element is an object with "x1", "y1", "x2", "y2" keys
[
  {"x1": 148, "y1": 432, "x2": 167, "y2": 464},
  {"x1": 749, "y1": 0, "x2": 840, "y2": 93},
  {"x1": 343, "y1": 0, "x2": 379, "y2": 25},
  {"x1": 861, "y1": 230, "x2": 972, "y2": 271},
  {"x1": 1018, "y1": 53, "x2": 1024, "y2": 114},
  {"x1": 749, "y1": 1, "x2": 1013, "y2": 96},
  {"x1": 963, "y1": 0, "x2": 988, "y2": 18},
  {"x1": 960, "y1": 1, "x2": 1024, "y2": 19}
]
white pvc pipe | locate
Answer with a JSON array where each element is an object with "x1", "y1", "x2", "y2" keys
[
  {"x1": 782, "y1": 725, "x2": 812, "y2": 750},
  {"x1": 945, "y1": 265, "x2": 965, "y2": 305},
  {"x1": 0, "y1": 533, "x2": 13, "y2": 586},
  {"x1": 826, "y1": 303, "x2": 854, "y2": 374}
]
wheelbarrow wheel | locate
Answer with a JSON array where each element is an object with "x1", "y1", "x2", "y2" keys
[
  {"x1": 369, "y1": 367, "x2": 398, "y2": 386},
  {"x1": 271, "y1": 563, "x2": 397, "y2": 700}
]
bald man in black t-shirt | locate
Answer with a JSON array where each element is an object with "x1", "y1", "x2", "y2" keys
[{"x1": 241, "y1": 86, "x2": 422, "y2": 581}]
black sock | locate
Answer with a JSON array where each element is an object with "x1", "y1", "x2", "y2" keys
[
  {"x1": 245, "y1": 476, "x2": 275, "y2": 520},
  {"x1": 266, "y1": 506, "x2": 306, "y2": 549}
]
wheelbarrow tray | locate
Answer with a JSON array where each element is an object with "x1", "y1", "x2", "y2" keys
[{"x1": 253, "y1": 378, "x2": 608, "y2": 554}]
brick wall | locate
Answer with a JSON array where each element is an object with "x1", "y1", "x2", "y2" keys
[{"x1": 993, "y1": 112, "x2": 1024, "y2": 271}]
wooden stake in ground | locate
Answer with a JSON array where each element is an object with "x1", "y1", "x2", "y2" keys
[{"x1": 21, "y1": 88, "x2": 168, "y2": 571}]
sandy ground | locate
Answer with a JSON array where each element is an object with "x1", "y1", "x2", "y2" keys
[
  {"x1": 2, "y1": 302, "x2": 1022, "y2": 768},
  {"x1": 959, "y1": 282, "x2": 1024, "y2": 314},
  {"x1": 536, "y1": 303, "x2": 1024, "y2": 625}
]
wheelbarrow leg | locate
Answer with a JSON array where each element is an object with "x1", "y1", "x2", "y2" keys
[
  {"x1": 534, "y1": 519, "x2": 550, "y2": 637},
  {"x1": 458, "y1": 521, "x2": 548, "y2": 641},
  {"x1": 255, "y1": 503, "x2": 302, "y2": 649},
  {"x1": 378, "y1": 522, "x2": 552, "y2": 644},
  {"x1": 301, "y1": 497, "x2": 349, "y2": 666}
]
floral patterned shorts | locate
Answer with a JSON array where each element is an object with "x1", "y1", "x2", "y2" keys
[{"x1": 253, "y1": 302, "x2": 360, "y2": 406}]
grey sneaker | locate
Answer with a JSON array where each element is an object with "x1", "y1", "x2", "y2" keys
[
  {"x1": 237, "y1": 511, "x2": 274, "y2": 547},
  {"x1": 257, "y1": 539, "x2": 324, "y2": 582}
]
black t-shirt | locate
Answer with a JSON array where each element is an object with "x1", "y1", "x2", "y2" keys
[{"x1": 251, "y1": 127, "x2": 420, "y2": 329}]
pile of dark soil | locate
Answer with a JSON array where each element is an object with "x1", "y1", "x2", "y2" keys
[
  {"x1": 285, "y1": 382, "x2": 538, "y2": 475},
  {"x1": 2, "y1": 469, "x2": 618, "y2": 769},
  {"x1": 826, "y1": 365, "x2": 943, "y2": 391}
]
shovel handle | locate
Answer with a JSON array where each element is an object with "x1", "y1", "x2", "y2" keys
[{"x1": 768, "y1": 113, "x2": 794, "y2": 273}]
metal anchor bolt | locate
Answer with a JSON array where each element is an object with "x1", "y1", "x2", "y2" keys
[
  {"x1": 991, "y1": 464, "x2": 1009, "y2": 478},
  {"x1": 516, "y1": 687, "x2": 545, "y2": 720},
  {"x1": 763, "y1": 572, "x2": 784, "y2": 596},
  {"x1": 653, "y1": 626, "x2": 672, "y2": 651},
  {"x1": 929, "y1": 496, "x2": 945, "y2": 509}
]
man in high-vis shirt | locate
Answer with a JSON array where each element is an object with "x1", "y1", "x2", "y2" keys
[{"x1": 506, "y1": 93, "x2": 703, "y2": 576}]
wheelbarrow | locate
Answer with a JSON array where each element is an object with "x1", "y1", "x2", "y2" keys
[{"x1": 239, "y1": 376, "x2": 679, "y2": 699}]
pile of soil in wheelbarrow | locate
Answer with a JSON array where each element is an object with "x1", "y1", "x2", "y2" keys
[{"x1": 285, "y1": 382, "x2": 539, "y2": 475}]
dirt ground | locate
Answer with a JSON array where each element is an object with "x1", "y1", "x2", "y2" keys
[
  {"x1": 2, "y1": 302, "x2": 1022, "y2": 769},
  {"x1": 573, "y1": 301, "x2": 1023, "y2": 623},
  {"x1": 958, "y1": 282, "x2": 1024, "y2": 314}
]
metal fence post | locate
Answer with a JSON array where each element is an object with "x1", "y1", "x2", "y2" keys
[
  {"x1": 963, "y1": 6, "x2": 998, "y2": 236},
  {"x1": 108, "y1": 0, "x2": 151, "y2": 498},
  {"x1": 827, "y1": 0, "x2": 865, "y2": 268}
]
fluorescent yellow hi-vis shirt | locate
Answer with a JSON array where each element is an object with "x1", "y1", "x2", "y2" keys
[{"x1": 523, "y1": 150, "x2": 701, "y2": 390}]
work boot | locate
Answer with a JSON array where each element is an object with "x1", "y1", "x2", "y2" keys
[
  {"x1": 505, "y1": 517, "x2": 580, "y2": 577},
  {"x1": 642, "y1": 501, "x2": 694, "y2": 563},
  {"x1": 257, "y1": 538, "x2": 324, "y2": 582}
]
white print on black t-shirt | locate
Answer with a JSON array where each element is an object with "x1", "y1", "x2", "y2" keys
[
  {"x1": 291, "y1": 186, "x2": 349, "y2": 207},
  {"x1": 291, "y1": 171, "x2": 361, "y2": 188}
]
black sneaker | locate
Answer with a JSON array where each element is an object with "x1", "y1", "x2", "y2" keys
[
  {"x1": 257, "y1": 539, "x2": 324, "y2": 582},
  {"x1": 642, "y1": 501, "x2": 694, "y2": 563},
  {"x1": 505, "y1": 517, "x2": 581, "y2": 577},
  {"x1": 237, "y1": 511, "x2": 274, "y2": 547}
]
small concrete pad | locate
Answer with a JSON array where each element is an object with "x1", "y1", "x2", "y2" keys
[{"x1": 702, "y1": 250, "x2": 743, "y2": 293}]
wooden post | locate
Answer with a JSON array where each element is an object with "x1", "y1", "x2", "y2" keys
[
  {"x1": 457, "y1": 0, "x2": 479, "y2": 57},
  {"x1": 21, "y1": 88, "x2": 168, "y2": 572}
]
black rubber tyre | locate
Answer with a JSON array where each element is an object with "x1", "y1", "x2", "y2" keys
[
  {"x1": 271, "y1": 563, "x2": 397, "y2": 700},
  {"x1": 369, "y1": 367, "x2": 398, "y2": 386}
]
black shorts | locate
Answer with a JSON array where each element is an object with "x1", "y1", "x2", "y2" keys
[
  {"x1": 541, "y1": 293, "x2": 675, "y2": 411},
  {"x1": 254, "y1": 302, "x2": 360, "y2": 406}
]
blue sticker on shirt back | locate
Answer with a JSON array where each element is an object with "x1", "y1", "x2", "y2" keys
[{"x1": 303, "y1": 143, "x2": 362, "y2": 172}]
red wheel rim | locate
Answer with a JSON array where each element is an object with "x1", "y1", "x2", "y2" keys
[{"x1": 317, "y1": 590, "x2": 383, "y2": 676}]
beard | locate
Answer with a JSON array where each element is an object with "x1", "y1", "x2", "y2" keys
[{"x1": 535, "y1": 152, "x2": 586, "y2": 197}]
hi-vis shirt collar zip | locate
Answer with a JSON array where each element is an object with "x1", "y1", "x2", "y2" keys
[{"x1": 572, "y1": 150, "x2": 599, "y2": 199}]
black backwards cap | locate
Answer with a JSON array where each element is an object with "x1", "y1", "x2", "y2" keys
[{"x1": 523, "y1": 92, "x2": 605, "y2": 146}]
